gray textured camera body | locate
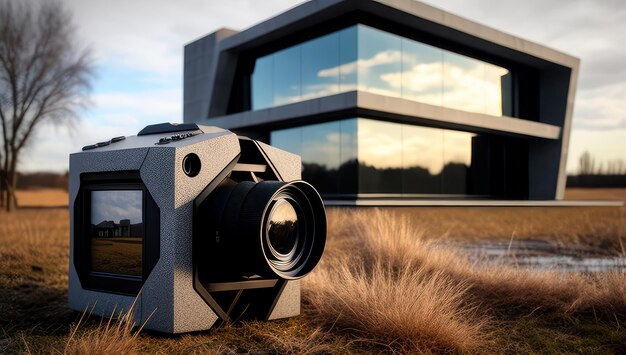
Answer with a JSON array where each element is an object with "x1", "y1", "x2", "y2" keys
[{"x1": 68, "y1": 123, "x2": 325, "y2": 334}]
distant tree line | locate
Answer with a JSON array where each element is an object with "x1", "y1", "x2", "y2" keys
[
  {"x1": 567, "y1": 151, "x2": 626, "y2": 188},
  {"x1": 16, "y1": 171, "x2": 68, "y2": 190},
  {"x1": 302, "y1": 159, "x2": 481, "y2": 196}
]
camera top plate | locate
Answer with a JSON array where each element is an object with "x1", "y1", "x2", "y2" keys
[{"x1": 79, "y1": 124, "x2": 233, "y2": 153}]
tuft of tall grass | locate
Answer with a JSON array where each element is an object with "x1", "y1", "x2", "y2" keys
[
  {"x1": 63, "y1": 298, "x2": 146, "y2": 355},
  {"x1": 305, "y1": 209, "x2": 490, "y2": 352},
  {"x1": 305, "y1": 262, "x2": 488, "y2": 353}
]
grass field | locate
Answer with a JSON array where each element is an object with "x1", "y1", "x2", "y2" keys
[
  {"x1": 91, "y1": 237, "x2": 142, "y2": 276},
  {"x1": 14, "y1": 188, "x2": 69, "y2": 207},
  {"x1": 0, "y1": 189, "x2": 625, "y2": 353}
]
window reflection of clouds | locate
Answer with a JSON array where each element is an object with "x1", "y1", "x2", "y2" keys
[
  {"x1": 302, "y1": 121, "x2": 341, "y2": 170},
  {"x1": 339, "y1": 27, "x2": 357, "y2": 92},
  {"x1": 251, "y1": 55, "x2": 273, "y2": 110},
  {"x1": 357, "y1": 119, "x2": 402, "y2": 169},
  {"x1": 271, "y1": 118, "x2": 477, "y2": 195},
  {"x1": 302, "y1": 32, "x2": 340, "y2": 100},
  {"x1": 444, "y1": 130, "x2": 473, "y2": 166},
  {"x1": 402, "y1": 125, "x2": 444, "y2": 175},
  {"x1": 271, "y1": 127, "x2": 302, "y2": 158},
  {"x1": 339, "y1": 119, "x2": 358, "y2": 165},
  {"x1": 484, "y1": 63, "x2": 510, "y2": 116},
  {"x1": 443, "y1": 52, "x2": 486, "y2": 114},
  {"x1": 271, "y1": 118, "x2": 474, "y2": 173},
  {"x1": 271, "y1": 122, "x2": 343, "y2": 170},
  {"x1": 91, "y1": 190, "x2": 142, "y2": 225},
  {"x1": 251, "y1": 24, "x2": 510, "y2": 117},
  {"x1": 357, "y1": 26, "x2": 402, "y2": 97},
  {"x1": 273, "y1": 46, "x2": 301, "y2": 106}
]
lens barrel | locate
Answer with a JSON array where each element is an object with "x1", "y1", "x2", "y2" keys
[{"x1": 204, "y1": 180, "x2": 326, "y2": 280}]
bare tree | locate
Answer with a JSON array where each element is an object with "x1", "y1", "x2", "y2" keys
[
  {"x1": 0, "y1": 0, "x2": 92, "y2": 211},
  {"x1": 0, "y1": 150, "x2": 3, "y2": 207},
  {"x1": 578, "y1": 151, "x2": 596, "y2": 175}
]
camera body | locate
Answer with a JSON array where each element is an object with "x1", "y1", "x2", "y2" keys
[{"x1": 68, "y1": 123, "x2": 325, "y2": 334}]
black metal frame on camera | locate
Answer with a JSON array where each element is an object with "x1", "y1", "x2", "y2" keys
[
  {"x1": 192, "y1": 138, "x2": 326, "y2": 323},
  {"x1": 73, "y1": 171, "x2": 161, "y2": 296}
]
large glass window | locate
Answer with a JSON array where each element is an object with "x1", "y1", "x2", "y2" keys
[
  {"x1": 251, "y1": 56, "x2": 273, "y2": 110},
  {"x1": 402, "y1": 125, "x2": 443, "y2": 194},
  {"x1": 301, "y1": 33, "x2": 340, "y2": 101},
  {"x1": 357, "y1": 119, "x2": 402, "y2": 193},
  {"x1": 251, "y1": 24, "x2": 512, "y2": 117},
  {"x1": 339, "y1": 119, "x2": 358, "y2": 194},
  {"x1": 356, "y1": 26, "x2": 402, "y2": 97},
  {"x1": 443, "y1": 52, "x2": 486, "y2": 114},
  {"x1": 442, "y1": 130, "x2": 473, "y2": 194},
  {"x1": 339, "y1": 27, "x2": 358, "y2": 92},
  {"x1": 270, "y1": 126, "x2": 301, "y2": 157},
  {"x1": 273, "y1": 46, "x2": 301, "y2": 106},
  {"x1": 401, "y1": 40, "x2": 443, "y2": 106},
  {"x1": 271, "y1": 118, "x2": 527, "y2": 197},
  {"x1": 301, "y1": 121, "x2": 341, "y2": 194},
  {"x1": 271, "y1": 119, "x2": 359, "y2": 195},
  {"x1": 485, "y1": 63, "x2": 512, "y2": 116}
]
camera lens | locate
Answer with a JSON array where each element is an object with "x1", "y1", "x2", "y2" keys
[
  {"x1": 266, "y1": 199, "x2": 299, "y2": 257},
  {"x1": 201, "y1": 180, "x2": 326, "y2": 280}
]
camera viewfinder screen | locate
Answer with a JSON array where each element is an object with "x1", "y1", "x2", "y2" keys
[{"x1": 90, "y1": 190, "x2": 143, "y2": 277}]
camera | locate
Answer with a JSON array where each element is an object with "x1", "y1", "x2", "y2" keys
[{"x1": 68, "y1": 123, "x2": 326, "y2": 334}]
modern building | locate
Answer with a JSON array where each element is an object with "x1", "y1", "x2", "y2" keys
[{"x1": 183, "y1": 0, "x2": 580, "y2": 205}]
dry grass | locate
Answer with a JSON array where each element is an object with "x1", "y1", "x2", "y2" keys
[
  {"x1": 306, "y1": 263, "x2": 488, "y2": 352},
  {"x1": 91, "y1": 237, "x2": 142, "y2": 275},
  {"x1": 381, "y1": 204, "x2": 626, "y2": 256},
  {"x1": 1, "y1": 189, "x2": 626, "y2": 353},
  {"x1": 307, "y1": 210, "x2": 489, "y2": 352},
  {"x1": 565, "y1": 188, "x2": 626, "y2": 201},
  {"x1": 0, "y1": 208, "x2": 353, "y2": 354},
  {"x1": 63, "y1": 299, "x2": 144, "y2": 355},
  {"x1": 306, "y1": 209, "x2": 626, "y2": 352},
  {"x1": 14, "y1": 188, "x2": 68, "y2": 207}
]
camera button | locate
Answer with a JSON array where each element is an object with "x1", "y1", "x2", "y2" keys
[{"x1": 82, "y1": 140, "x2": 110, "y2": 151}]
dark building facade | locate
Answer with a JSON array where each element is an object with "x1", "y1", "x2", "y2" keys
[
  {"x1": 183, "y1": 0, "x2": 579, "y2": 204},
  {"x1": 93, "y1": 219, "x2": 142, "y2": 238}
]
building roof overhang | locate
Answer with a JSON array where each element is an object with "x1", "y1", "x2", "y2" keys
[{"x1": 218, "y1": 0, "x2": 579, "y2": 69}]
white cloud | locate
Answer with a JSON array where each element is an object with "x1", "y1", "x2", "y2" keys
[
  {"x1": 19, "y1": 119, "x2": 129, "y2": 173},
  {"x1": 573, "y1": 82, "x2": 626, "y2": 130},
  {"x1": 92, "y1": 190, "x2": 143, "y2": 225},
  {"x1": 319, "y1": 50, "x2": 403, "y2": 78},
  {"x1": 93, "y1": 88, "x2": 181, "y2": 119},
  {"x1": 61, "y1": 0, "x2": 307, "y2": 76},
  {"x1": 19, "y1": 87, "x2": 182, "y2": 172}
]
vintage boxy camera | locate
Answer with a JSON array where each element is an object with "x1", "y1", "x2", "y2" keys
[{"x1": 68, "y1": 123, "x2": 326, "y2": 333}]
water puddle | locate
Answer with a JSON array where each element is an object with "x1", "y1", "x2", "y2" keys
[{"x1": 454, "y1": 239, "x2": 626, "y2": 273}]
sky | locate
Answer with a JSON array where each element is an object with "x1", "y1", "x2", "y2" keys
[
  {"x1": 20, "y1": 0, "x2": 625, "y2": 175},
  {"x1": 91, "y1": 190, "x2": 142, "y2": 225}
]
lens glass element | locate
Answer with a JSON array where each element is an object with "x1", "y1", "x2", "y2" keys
[{"x1": 266, "y1": 199, "x2": 299, "y2": 256}]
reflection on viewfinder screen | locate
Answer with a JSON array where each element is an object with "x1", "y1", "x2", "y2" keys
[{"x1": 90, "y1": 190, "x2": 143, "y2": 276}]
